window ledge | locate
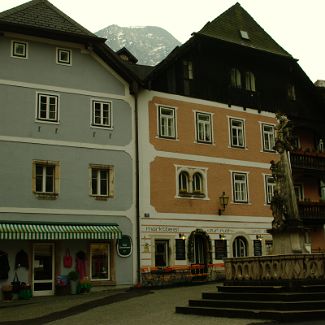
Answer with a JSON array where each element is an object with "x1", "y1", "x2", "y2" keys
[
  {"x1": 34, "y1": 192, "x2": 58, "y2": 200},
  {"x1": 92, "y1": 195, "x2": 109, "y2": 201},
  {"x1": 178, "y1": 192, "x2": 206, "y2": 199}
]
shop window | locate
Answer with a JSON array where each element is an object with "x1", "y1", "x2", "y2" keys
[
  {"x1": 233, "y1": 236, "x2": 248, "y2": 257},
  {"x1": 155, "y1": 239, "x2": 169, "y2": 267},
  {"x1": 215, "y1": 239, "x2": 227, "y2": 259},
  {"x1": 90, "y1": 243, "x2": 110, "y2": 280},
  {"x1": 175, "y1": 239, "x2": 186, "y2": 260}
]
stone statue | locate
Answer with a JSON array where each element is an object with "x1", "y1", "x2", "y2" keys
[{"x1": 269, "y1": 113, "x2": 307, "y2": 254}]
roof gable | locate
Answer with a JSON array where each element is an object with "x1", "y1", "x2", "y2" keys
[
  {"x1": 197, "y1": 2, "x2": 292, "y2": 58},
  {"x1": 0, "y1": 0, "x2": 98, "y2": 40}
]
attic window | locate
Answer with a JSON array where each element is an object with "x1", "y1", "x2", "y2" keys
[{"x1": 240, "y1": 30, "x2": 249, "y2": 40}]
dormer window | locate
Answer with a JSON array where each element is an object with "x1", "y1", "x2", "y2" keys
[
  {"x1": 240, "y1": 30, "x2": 249, "y2": 40},
  {"x1": 245, "y1": 71, "x2": 255, "y2": 92},
  {"x1": 230, "y1": 68, "x2": 241, "y2": 88}
]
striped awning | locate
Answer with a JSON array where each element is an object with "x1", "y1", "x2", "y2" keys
[{"x1": 0, "y1": 223, "x2": 122, "y2": 240}]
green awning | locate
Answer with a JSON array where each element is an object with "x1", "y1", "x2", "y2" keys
[{"x1": 0, "y1": 223, "x2": 122, "y2": 240}]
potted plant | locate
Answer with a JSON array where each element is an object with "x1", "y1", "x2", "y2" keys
[
  {"x1": 67, "y1": 271, "x2": 79, "y2": 295},
  {"x1": 2, "y1": 284, "x2": 13, "y2": 301}
]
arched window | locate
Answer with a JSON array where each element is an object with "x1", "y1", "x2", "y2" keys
[
  {"x1": 192, "y1": 172, "x2": 203, "y2": 194},
  {"x1": 233, "y1": 236, "x2": 248, "y2": 257},
  {"x1": 230, "y1": 68, "x2": 241, "y2": 88},
  {"x1": 245, "y1": 71, "x2": 255, "y2": 91},
  {"x1": 179, "y1": 171, "x2": 190, "y2": 193}
]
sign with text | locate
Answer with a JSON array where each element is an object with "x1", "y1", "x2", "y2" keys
[{"x1": 117, "y1": 235, "x2": 132, "y2": 257}]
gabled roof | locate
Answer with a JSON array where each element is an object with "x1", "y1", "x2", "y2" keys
[
  {"x1": 116, "y1": 47, "x2": 138, "y2": 64},
  {"x1": 197, "y1": 2, "x2": 292, "y2": 58},
  {"x1": 0, "y1": 0, "x2": 102, "y2": 42},
  {"x1": 0, "y1": 0, "x2": 142, "y2": 88}
]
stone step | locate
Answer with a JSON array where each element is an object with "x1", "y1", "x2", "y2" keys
[
  {"x1": 218, "y1": 284, "x2": 325, "y2": 293},
  {"x1": 189, "y1": 298, "x2": 325, "y2": 311},
  {"x1": 175, "y1": 306, "x2": 325, "y2": 321},
  {"x1": 202, "y1": 291, "x2": 325, "y2": 301}
]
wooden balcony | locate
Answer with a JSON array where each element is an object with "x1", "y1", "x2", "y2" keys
[
  {"x1": 299, "y1": 201, "x2": 325, "y2": 224},
  {"x1": 290, "y1": 151, "x2": 325, "y2": 172}
]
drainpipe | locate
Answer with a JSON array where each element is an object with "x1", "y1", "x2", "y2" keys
[{"x1": 132, "y1": 82, "x2": 141, "y2": 285}]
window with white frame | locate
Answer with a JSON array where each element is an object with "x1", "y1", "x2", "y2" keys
[
  {"x1": 230, "y1": 68, "x2": 241, "y2": 88},
  {"x1": 196, "y1": 112, "x2": 212, "y2": 143},
  {"x1": 32, "y1": 160, "x2": 60, "y2": 196},
  {"x1": 158, "y1": 106, "x2": 176, "y2": 138},
  {"x1": 179, "y1": 171, "x2": 190, "y2": 194},
  {"x1": 262, "y1": 124, "x2": 275, "y2": 152},
  {"x1": 232, "y1": 172, "x2": 248, "y2": 203},
  {"x1": 233, "y1": 236, "x2": 248, "y2": 257},
  {"x1": 37, "y1": 93, "x2": 59, "y2": 122},
  {"x1": 192, "y1": 172, "x2": 203, "y2": 194},
  {"x1": 11, "y1": 40, "x2": 28, "y2": 59},
  {"x1": 230, "y1": 118, "x2": 245, "y2": 148},
  {"x1": 92, "y1": 100, "x2": 112, "y2": 128},
  {"x1": 56, "y1": 48, "x2": 72, "y2": 65},
  {"x1": 265, "y1": 175, "x2": 275, "y2": 204},
  {"x1": 245, "y1": 71, "x2": 256, "y2": 91},
  {"x1": 90, "y1": 243, "x2": 110, "y2": 280},
  {"x1": 90, "y1": 164, "x2": 114, "y2": 198},
  {"x1": 177, "y1": 166, "x2": 207, "y2": 198}
]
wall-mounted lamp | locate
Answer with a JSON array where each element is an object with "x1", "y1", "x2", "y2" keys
[
  {"x1": 179, "y1": 233, "x2": 186, "y2": 240},
  {"x1": 219, "y1": 234, "x2": 225, "y2": 240},
  {"x1": 256, "y1": 234, "x2": 262, "y2": 241},
  {"x1": 218, "y1": 192, "x2": 229, "y2": 215}
]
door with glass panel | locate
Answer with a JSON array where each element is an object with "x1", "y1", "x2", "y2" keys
[{"x1": 32, "y1": 243, "x2": 54, "y2": 296}]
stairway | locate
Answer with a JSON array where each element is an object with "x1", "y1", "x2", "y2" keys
[{"x1": 176, "y1": 284, "x2": 325, "y2": 321}]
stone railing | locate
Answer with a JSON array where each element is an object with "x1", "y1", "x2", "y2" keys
[{"x1": 225, "y1": 254, "x2": 325, "y2": 282}]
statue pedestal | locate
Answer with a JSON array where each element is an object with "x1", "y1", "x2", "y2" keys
[{"x1": 269, "y1": 220, "x2": 307, "y2": 254}]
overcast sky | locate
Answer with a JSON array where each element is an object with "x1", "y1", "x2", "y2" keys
[{"x1": 1, "y1": 0, "x2": 324, "y2": 82}]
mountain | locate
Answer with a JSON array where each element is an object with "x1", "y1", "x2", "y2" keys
[{"x1": 96, "y1": 25, "x2": 181, "y2": 66}]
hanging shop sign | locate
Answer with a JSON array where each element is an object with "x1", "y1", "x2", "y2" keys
[{"x1": 117, "y1": 235, "x2": 132, "y2": 257}]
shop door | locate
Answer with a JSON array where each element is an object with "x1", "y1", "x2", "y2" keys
[{"x1": 32, "y1": 243, "x2": 55, "y2": 296}]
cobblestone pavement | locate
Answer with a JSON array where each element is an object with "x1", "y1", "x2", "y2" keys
[{"x1": 0, "y1": 283, "x2": 324, "y2": 325}]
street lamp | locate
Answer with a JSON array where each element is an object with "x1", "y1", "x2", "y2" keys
[{"x1": 218, "y1": 192, "x2": 229, "y2": 215}]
